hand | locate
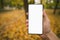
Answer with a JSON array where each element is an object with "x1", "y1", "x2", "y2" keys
[
  {"x1": 26, "y1": 11, "x2": 59, "y2": 40},
  {"x1": 43, "y1": 11, "x2": 51, "y2": 34},
  {"x1": 26, "y1": 11, "x2": 51, "y2": 34}
]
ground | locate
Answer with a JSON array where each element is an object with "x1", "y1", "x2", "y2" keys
[{"x1": 0, "y1": 9, "x2": 60, "y2": 40}]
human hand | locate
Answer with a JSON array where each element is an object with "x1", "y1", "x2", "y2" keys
[
  {"x1": 43, "y1": 11, "x2": 51, "y2": 34},
  {"x1": 26, "y1": 11, "x2": 51, "y2": 34}
]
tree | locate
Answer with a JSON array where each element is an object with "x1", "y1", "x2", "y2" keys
[
  {"x1": 24, "y1": 0, "x2": 28, "y2": 13},
  {"x1": 54, "y1": 0, "x2": 59, "y2": 14},
  {"x1": 0, "y1": 0, "x2": 4, "y2": 8}
]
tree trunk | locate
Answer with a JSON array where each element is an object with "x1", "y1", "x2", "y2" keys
[
  {"x1": 24, "y1": 0, "x2": 28, "y2": 13},
  {"x1": 0, "y1": 0, "x2": 4, "y2": 9},
  {"x1": 54, "y1": 0, "x2": 59, "y2": 14}
]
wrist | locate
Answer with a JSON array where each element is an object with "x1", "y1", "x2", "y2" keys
[
  {"x1": 45, "y1": 30, "x2": 51, "y2": 35},
  {"x1": 46, "y1": 31, "x2": 52, "y2": 36},
  {"x1": 40, "y1": 34, "x2": 50, "y2": 40},
  {"x1": 40, "y1": 31, "x2": 52, "y2": 40}
]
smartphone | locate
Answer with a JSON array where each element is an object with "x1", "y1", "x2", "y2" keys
[{"x1": 28, "y1": 4, "x2": 43, "y2": 34}]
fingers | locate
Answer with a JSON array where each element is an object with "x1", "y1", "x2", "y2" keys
[
  {"x1": 26, "y1": 20, "x2": 28, "y2": 27},
  {"x1": 26, "y1": 13, "x2": 28, "y2": 16},
  {"x1": 26, "y1": 13, "x2": 28, "y2": 19},
  {"x1": 26, "y1": 11, "x2": 50, "y2": 27}
]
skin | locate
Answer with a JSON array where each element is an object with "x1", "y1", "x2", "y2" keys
[{"x1": 26, "y1": 11, "x2": 59, "y2": 40}]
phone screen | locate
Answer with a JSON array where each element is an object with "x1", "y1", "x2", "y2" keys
[{"x1": 28, "y1": 4, "x2": 43, "y2": 34}]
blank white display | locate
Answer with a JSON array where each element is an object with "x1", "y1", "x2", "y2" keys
[{"x1": 28, "y1": 5, "x2": 43, "y2": 34}]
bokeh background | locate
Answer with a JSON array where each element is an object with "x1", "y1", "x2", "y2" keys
[{"x1": 0, "y1": 0, "x2": 60, "y2": 40}]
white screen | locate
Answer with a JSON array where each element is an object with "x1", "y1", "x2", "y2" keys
[{"x1": 28, "y1": 4, "x2": 43, "y2": 34}]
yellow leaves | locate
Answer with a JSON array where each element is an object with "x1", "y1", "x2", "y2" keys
[
  {"x1": 7, "y1": 32, "x2": 14, "y2": 38},
  {"x1": 0, "y1": 10, "x2": 42, "y2": 40}
]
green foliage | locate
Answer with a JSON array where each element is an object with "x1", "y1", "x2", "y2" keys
[
  {"x1": 28, "y1": 0, "x2": 34, "y2": 4},
  {"x1": 0, "y1": 0, "x2": 24, "y2": 8},
  {"x1": 44, "y1": 0, "x2": 60, "y2": 9}
]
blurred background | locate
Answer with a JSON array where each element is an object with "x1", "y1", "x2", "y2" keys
[{"x1": 0, "y1": 0, "x2": 60, "y2": 40}]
